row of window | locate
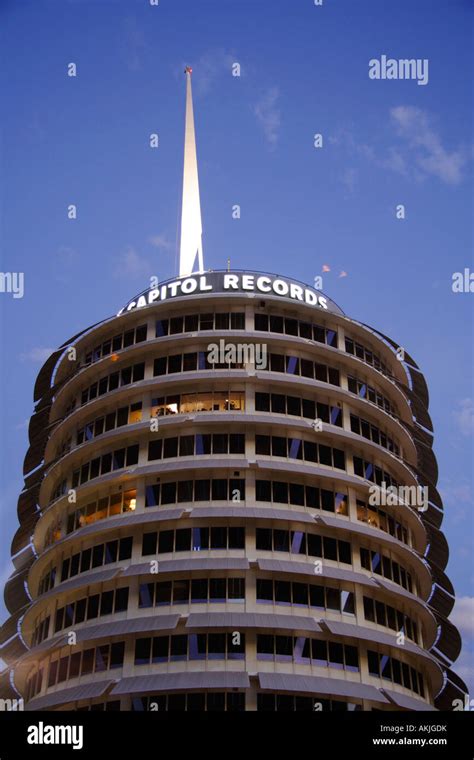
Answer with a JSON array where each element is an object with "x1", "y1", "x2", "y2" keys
[
  {"x1": 154, "y1": 352, "x2": 244, "y2": 375},
  {"x1": 255, "y1": 435, "x2": 346, "y2": 470},
  {"x1": 142, "y1": 527, "x2": 245, "y2": 555},
  {"x1": 257, "y1": 694, "x2": 360, "y2": 712},
  {"x1": 368, "y1": 650, "x2": 425, "y2": 697},
  {"x1": 65, "y1": 490, "x2": 137, "y2": 538},
  {"x1": 139, "y1": 578, "x2": 245, "y2": 608},
  {"x1": 135, "y1": 633, "x2": 246, "y2": 663},
  {"x1": 347, "y1": 376, "x2": 397, "y2": 416},
  {"x1": 77, "y1": 403, "x2": 143, "y2": 445},
  {"x1": 44, "y1": 489, "x2": 137, "y2": 551},
  {"x1": 56, "y1": 478, "x2": 360, "y2": 532},
  {"x1": 145, "y1": 478, "x2": 348, "y2": 513},
  {"x1": 345, "y1": 338, "x2": 390, "y2": 376},
  {"x1": 62, "y1": 447, "x2": 401, "y2": 504},
  {"x1": 80, "y1": 363, "x2": 145, "y2": 406},
  {"x1": 152, "y1": 351, "x2": 341, "y2": 387},
  {"x1": 257, "y1": 635, "x2": 359, "y2": 671},
  {"x1": 54, "y1": 588, "x2": 129, "y2": 633},
  {"x1": 255, "y1": 392, "x2": 343, "y2": 427},
  {"x1": 38, "y1": 568, "x2": 56, "y2": 596},
  {"x1": 141, "y1": 527, "x2": 352, "y2": 564},
  {"x1": 350, "y1": 413, "x2": 400, "y2": 456},
  {"x1": 132, "y1": 693, "x2": 360, "y2": 712},
  {"x1": 71, "y1": 444, "x2": 139, "y2": 487},
  {"x1": 152, "y1": 391, "x2": 245, "y2": 416},
  {"x1": 263, "y1": 354, "x2": 340, "y2": 385},
  {"x1": 353, "y1": 456, "x2": 399, "y2": 490},
  {"x1": 148, "y1": 433, "x2": 245, "y2": 461},
  {"x1": 48, "y1": 643, "x2": 125, "y2": 689},
  {"x1": 156, "y1": 312, "x2": 245, "y2": 336},
  {"x1": 60, "y1": 536, "x2": 133, "y2": 582},
  {"x1": 145, "y1": 479, "x2": 246, "y2": 507},
  {"x1": 32, "y1": 615, "x2": 51, "y2": 646},
  {"x1": 256, "y1": 579, "x2": 354, "y2": 614},
  {"x1": 256, "y1": 528, "x2": 352, "y2": 564},
  {"x1": 84, "y1": 325, "x2": 147, "y2": 366},
  {"x1": 128, "y1": 633, "x2": 358, "y2": 670},
  {"x1": 26, "y1": 641, "x2": 127, "y2": 700},
  {"x1": 256, "y1": 480, "x2": 348, "y2": 512},
  {"x1": 254, "y1": 314, "x2": 338, "y2": 346},
  {"x1": 360, "y1": 548, "x2": 413, "y2": 593},
  {"x1": 133, "y1": 693, "x2": 246, "y2": 712},
  {"x1": 357, "y1": 500, "x2": 409, "y2": 545},
  {"x1": 363, "y1": 596, "x2": 419, "y2": 644}
]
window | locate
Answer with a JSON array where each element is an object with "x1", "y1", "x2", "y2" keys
[
  {"x1": 135, "y1": 638, "x2": 151, "y2": 665},
  {"x1": 154, "y1": 357, "x2": 167, "y2": 375},
  {"x1": 183, "y1": 353, "x2": 197, "y2": 372},
  {"x1": 168, "y1": 355, "x2": 182, "y2": 374},
  {"x1": 156, "y1": 582, "x2": 172, "y2": 606}
]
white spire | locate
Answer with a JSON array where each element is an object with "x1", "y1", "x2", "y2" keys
[{"x1": 179, "y1": 67, "x2": 204, "y2": 277}]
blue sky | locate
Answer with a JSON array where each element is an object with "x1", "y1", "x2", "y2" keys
[{"x1": 0, "y1": 0, "x2": 473, "y2": 699}]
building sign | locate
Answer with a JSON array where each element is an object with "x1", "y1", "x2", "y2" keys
[{"x1": 118, "y1": 271, "x2": 344, "y2": 316}]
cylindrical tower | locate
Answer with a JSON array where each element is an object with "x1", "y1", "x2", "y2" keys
[{"x1": 0, "y1": 271, "x2": 467, "y2": 711}]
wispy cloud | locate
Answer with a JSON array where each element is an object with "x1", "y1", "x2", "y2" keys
[
  {"x1": 330, "y1": 107, "x2": 471, "y2": 187},
  {"x1": 148, "y1": 234, "x2": 174, "y2": 251},
  {"x1": 377, "y1": 146, "x2": 409, "y2": 177},
  {"x1": 254, "y1": 87, "x2": 281, "y2": 150},
  {"x1": 453, "y1": 398, "x2": 474, "y2": 436},
  {"x1": 113, "y1": 247, "x2": 151, "y2": 279},
  {"x1": 390, "y1": 105, "x2": 469, "y2": 185},
  {"x1": 19, "y1": 348, "x2": 53, "y2": 363}
]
